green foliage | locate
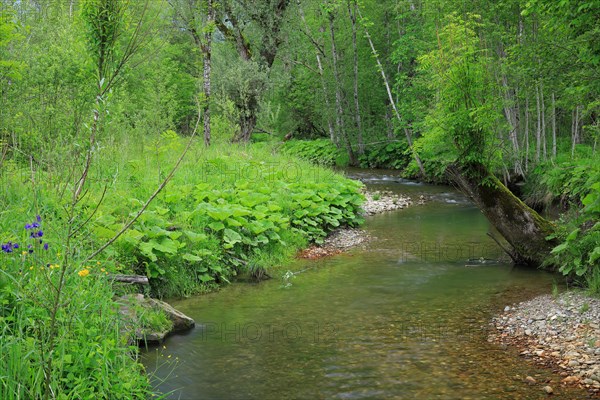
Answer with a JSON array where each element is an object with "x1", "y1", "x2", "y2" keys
[
  {"x1": 80, "y1": 0, "x2": 126, "y2": 79},
  {"x1": 83, "y1": 140, "x2": 363, "y2": 297},
  {"x1": 547, "y1": 182, "x2": 600, "y2": 292},
  {"x1": 0, "y1": 5, "x2": 25, "y2": 82},
  {"x1": 524, "y1": 155, "x2": 600, "y2": 207},
  {"x1": 358, "y1": 141, "x2": 411, "y2": 170},
  {"x1": 0, "y1": 218, "x2": 149, "y2": 399},
  {"x1": 417, "y1": 13, "x2": 502, "y2": 171},
  {"x1": 281, "y1": 139, "x2": 347, "y2": 167}
]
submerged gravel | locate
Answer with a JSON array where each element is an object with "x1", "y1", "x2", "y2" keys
[
  {"x1": 490, "y1": 291, "x2": 600, "y2": 396},
  {"x1": 298, "y1": 190, "x2": 417, "y2": 259}
]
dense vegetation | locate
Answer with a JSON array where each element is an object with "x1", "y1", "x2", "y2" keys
[{"x1": 0, "y1": 0, "x2": 598, "y2": 397}]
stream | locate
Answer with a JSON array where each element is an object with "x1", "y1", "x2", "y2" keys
[{"x1": 142, "y1": 169, "x2": 589, "y2": 399}]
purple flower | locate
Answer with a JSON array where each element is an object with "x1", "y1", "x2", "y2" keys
[
  {"x1": 44, "y1": 243, "x2": 49, "y2": 250},
  {"x1": 32, "y1": 223, "x2": 40, "y2": 229},
  {"x1": 36, "y1": 215, "x2": 41, "y2": 222},
  {"x1": 25, "y1": 224, "x2": 32, "y2": 230},
  {"x1": 37, "y1": 231, "x2": 43, "y2": 238},
  {"x1": 2, "y1": 242, "x2": 20, "y2": 253}
]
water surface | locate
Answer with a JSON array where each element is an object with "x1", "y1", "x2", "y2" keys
[{"x1": 143, "y1": 170, "x2": 588, "y2": 399}]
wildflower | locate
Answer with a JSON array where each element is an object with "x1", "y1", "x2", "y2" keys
[
  {"x1": 22, "y1": 251, "x2": 27, "y2": 255},
  {"x1": 44, "y1": 243, "x2": 49, "y2": 250},
  {"x1": 100, "y1": 268, "x2": 106, "y2": 272},
  {"x1": 25, "y1": 224, "x2": 32, "y2": 230},
  {"x1": 36, "y1": 215, "x2": 41, "y2": 222},
  {"x1": 78, "y1": 269, "x2": 90, "y2": 277},
  {"x1": 37, "y1": 231, "x2": 43, "y2": 237},
  {"x1": 1, "y1": 242, "x2": 19, "y2": 253}
]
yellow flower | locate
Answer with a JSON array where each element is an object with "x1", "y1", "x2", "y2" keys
[
  {"x1": 29, "y1": 266, "x2": 34, "y2": 270},
  {"x1": 22, "y1": 251, "x2": 27, "y2": 255},
  {"x1": 78, "y1": 269, "x2": 90, "y2": 277},
  {"x1": 100, "y1": 268, "x2": 106, "y2": 272}
]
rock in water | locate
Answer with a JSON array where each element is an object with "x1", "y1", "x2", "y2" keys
[
  {"x1": 146, "y1": 298, "x2": 195, "y2": 333},
  {"x1": 118, "y1": 294, "x2": 195, "y2": 345}
]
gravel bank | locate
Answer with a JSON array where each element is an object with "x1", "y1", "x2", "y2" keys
[
  {"x1": 360, "y1": 190, "x2": 415, "y2": 216},
  {"x1": 490, "y1": 291, "x2": 600, "y2": 396},
  {"x1": 299, "y1": 190, "x2": 416, "y2": 259}
]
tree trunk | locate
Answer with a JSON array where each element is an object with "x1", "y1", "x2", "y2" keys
[
  {"x1": 535, "y1": 83, "x2": 541, "y2": 162},
  {"x1": 236, "y1": 112, "x2": 257, "y2": 143},
  {"x1": 541, "y1": 83, "x2": 547, "y2": 160},
  {"x1": 446, "y1": 162, "x2": 557, "y2": 267},
  {"x1": 524, "y1": 96, "x2": 530, "y2": 172},
  {"x1": 202, "y1": 0, "x2": 214, "y2": 147},
  {"x1": 296, "y1": 0, "x2": 336, "y2": 144},
  {"x1": 500, "y1": 74, "x2": 523, "y2": 177},
  {"x1": 571, "y1": 105, "x2": 581, "y2": 157},
  {"x1": 348, "y1": 0, "x2": 364, "y2": 155},
  {"x1": 328, "y1": 12, "x2": 357, "y2": 165},
  {"x1": 357, "y1": 8, "x2": 425, "y2": 176},
  {"x1": 552, "y1": 92, "x2": 557, "y2": 159}
]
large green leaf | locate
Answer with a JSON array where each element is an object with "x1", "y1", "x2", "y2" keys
[{"x1": 223, "y1": 228, "x2": 242, "y2": 244}]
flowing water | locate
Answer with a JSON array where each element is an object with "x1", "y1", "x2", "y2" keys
[{"x1": 143, "y1": 170, "x2": 589, "y2": 399}]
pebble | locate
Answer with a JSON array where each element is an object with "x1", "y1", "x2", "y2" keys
[
  {"x1": 490, "y1": 292, "x2": 600, "y2": 396},
  {"x1": 525, "y1": 376, "x2": 537, "y2": 384},
  {"x1": 360, "y1": 190, "x2": 413, "y2": 216}
]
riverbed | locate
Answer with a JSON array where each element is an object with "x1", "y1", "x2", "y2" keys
[{"x1": 142, "y1": 170, "x2": 591, "y2": 399}]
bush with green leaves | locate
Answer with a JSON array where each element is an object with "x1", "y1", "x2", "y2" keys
[
  {"x1": 281, "y1": 139, "x2": 347, "y2": 167},
  {"x1": 524, "y1": 154, "x2": 600, "y2": 209},
  {"x1": 358, "y1": 141, "x2": 411, "y2": 170},
  {"x1": 547, "y1": 182, "x2": 600, "y2": 293}
]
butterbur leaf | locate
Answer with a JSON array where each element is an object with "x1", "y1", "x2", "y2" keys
[
  {"x1": 223, "y1": 229, "x2": 242, "y2": 245},
  {"x1": 182, "y1": 253, "x2": 202, "y2": 262}
]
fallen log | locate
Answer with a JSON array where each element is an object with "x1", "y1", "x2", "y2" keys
[
  {"x1": 446, "y1": 162, "x2": 557, "y2": 267},
  {"x1": 109, "y1": 274, "x2": 149, "y2": 285}
]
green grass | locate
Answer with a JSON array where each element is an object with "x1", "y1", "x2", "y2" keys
[{"x1": 0, "y1": 132, "x2": 365, "y2": 398}]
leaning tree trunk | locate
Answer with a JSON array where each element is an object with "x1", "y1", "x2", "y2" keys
[{"x1": 446, "y1": 162, "x2": 557, "y2": 267}]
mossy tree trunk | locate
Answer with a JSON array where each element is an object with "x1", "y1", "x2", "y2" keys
[{"x1": 447, "y1": 162, "x2": 557, "y2": 267}]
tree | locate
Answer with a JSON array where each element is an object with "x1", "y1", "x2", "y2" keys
[
  {"x1": 170, "y1": 0, "x2": 216, "y2": 146},
  {"x1": 419, "y1": 13, "x2": 556, "y2": 265},
  {"x1": 214, "y1": 0, "x2": 291, "y2": 142}
]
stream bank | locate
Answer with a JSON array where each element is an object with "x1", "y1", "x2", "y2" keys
[
  {"x1": 299, "y1": 189, "x2": 415, "y2": 259},
  {"x1": 490, "y1": 291, "x2": 600, "y2": 396}
]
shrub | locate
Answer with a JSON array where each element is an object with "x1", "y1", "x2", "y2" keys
[{"x1": 280, "y1": 139, "x2": 346, "y2": 167}]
